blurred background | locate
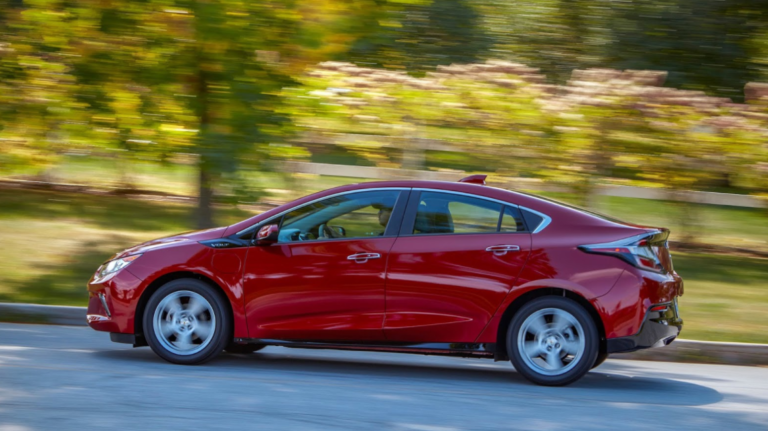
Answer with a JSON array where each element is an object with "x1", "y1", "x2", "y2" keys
[{"x1": 1, "y1": 0, "x2": 767, "y2": 344}]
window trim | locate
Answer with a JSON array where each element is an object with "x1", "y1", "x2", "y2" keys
[
  {"x1": 519, "y1": 206, "x2": 552, "y2": 234},
  {"x1": 237, "y1": 187, "x2": 552, "y2": 241},
  {"x1": 237, "y1": 187, "x2": 411, "y2": 244},
  {"x1": 399, "y1": 188, "x2": 550, "y2": 237}
]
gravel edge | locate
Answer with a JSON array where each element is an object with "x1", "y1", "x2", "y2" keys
[{"x1": 2, "y1": 302, "x2": 766, "y2": 366}]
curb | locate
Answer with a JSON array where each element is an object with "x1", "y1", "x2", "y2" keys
[
  {"x1": 610, "y1": 339, "x2": 768, "y2": 367},
  {"x1": 0, "y1": 303, "x2": 87, "y2": 326},
  {"x1": 1, "y1": 303, "x2": 767, "y2": 367}
]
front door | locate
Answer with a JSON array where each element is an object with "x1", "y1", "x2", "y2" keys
[
  {"x1": 243, "y1": 189, "x2": 407, "y2": 342},
  {"x1": 384, "y1": 190, "x2": 532, "y2": 342}
]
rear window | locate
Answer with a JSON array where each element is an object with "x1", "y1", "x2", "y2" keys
[
  {"x1": 501, "y1": 206, "x2": 526, "y2": 233},
  {"x1": 409, "y1": 192, "x2": 530, "y2": 235},
  {"x1": 414, "y1": 192, "x2": 502, "y2": 235}
]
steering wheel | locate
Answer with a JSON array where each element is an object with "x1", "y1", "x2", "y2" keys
[
  {"x1": 318, "y1": 223, "x2": 329, "y2": 239},
  {"x1": 317, "y1": 224, "x2": 341, "y2": 239}
]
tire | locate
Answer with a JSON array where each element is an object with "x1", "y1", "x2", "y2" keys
[
  {"x1": 225, "y1": 343, "x2": 266, "y2": 354},
  {"x1": 592, "y1": 351, "x2": 609, "y2": 369},
  {"x1": 507, "y1": 296, "x2": 598, "y2": 386},
  {"x1": 143, "y1": 278, "x2": 231, "y2": 365}
]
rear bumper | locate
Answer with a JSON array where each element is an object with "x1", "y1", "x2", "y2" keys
[{"x1": 606, "y1": 299, "x2": 683, "y2": 354}]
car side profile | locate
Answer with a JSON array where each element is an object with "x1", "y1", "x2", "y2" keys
[{"x1": 87, "y1": 175, "x2": 683, "y2": 386}]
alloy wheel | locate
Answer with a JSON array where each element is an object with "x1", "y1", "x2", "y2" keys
[
  {"x1": 152, "y1": 290, "x2": 216, "y2": 356},
  {"x1": 516, "y1": 307, "x2": 586, "y2": 376}
]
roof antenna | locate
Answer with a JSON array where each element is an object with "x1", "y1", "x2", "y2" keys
[{"x1": 458, "y1": 175, "x2": 487, "y2": 185}]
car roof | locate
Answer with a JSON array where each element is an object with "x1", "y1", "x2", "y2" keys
[{"x1": 223, "y1": 179, "x2": 641, "y2": 236}]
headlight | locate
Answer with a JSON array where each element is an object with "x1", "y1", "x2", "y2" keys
[{"x1": 95, "y1": 254, "x2": 142, "y2": 281}]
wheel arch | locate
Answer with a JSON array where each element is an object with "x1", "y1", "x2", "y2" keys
[
  {"x1": 493, "y1": 287, "x2": 606, "y2": 361},
  {"x1": 134, "y1": 271, "x2": 234, "y2": 343}
]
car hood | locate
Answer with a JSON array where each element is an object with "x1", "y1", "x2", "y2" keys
[{"x1": 109, "y1": 227, "x2": 228, "y2": 261}]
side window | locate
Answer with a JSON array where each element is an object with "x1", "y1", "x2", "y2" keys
[
  {"x1": 278, "y1": 190, "x2": 400, "y2": 242},
  {"x1": 413, "y1": 192, "x2": 502, "y2": 235},
  {"x1": 521, "y1": 208, "x2": 545, "y2": 233},
  {"x1": 500, "y1": 206, "x2": 527, "y2": 233}
]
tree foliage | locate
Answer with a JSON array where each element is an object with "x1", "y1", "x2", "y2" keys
[
  {"x1": 2, "y1": 0, "x2": 768, "y2": 228},
  {"x1": 286, "y1": 62, "x2": 768, "y2": 202},
  {"x1": 475, "y1": 0, "x2": 768, "y2": 100},
  {"x1": 346, "y1": 0, "x2": 493, "y2": 72},
  {"x1": 1, "y1": 0, "x2": 402, "y2": 226}
]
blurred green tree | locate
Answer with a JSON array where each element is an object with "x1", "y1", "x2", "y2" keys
[
  {"x1": 0, "y1": 0, "x2": 86, "y2": 179},
  {"x1": 62, "y1": 1, "x2": 302, "y2": 227},
  {"x1": 345, "y1": 0, "x2": 494, "y2": 72},
  {"x1": 604, "y1": 0, "x2": 764, "y2": 102},
  {"x1": 2, "y1": 0, "x2": 768, "y2": 230},
  {"x1": 59, "y1": 0, "x2": 390, "y2": 227},
  {"x1": 476, "y1": 0, "x2": 768, "y2": 100}
]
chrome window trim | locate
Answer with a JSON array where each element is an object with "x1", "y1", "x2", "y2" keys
[
  {"x1": 237, "y1": 186, "x2": 553, "y2": 237},
  {"x1": 518, "y1": 206, "x2": 552, "y2": 234},
  {"x1": 236, "y1": 187, "x2": 411, "y2": 237},
  {"x1": 411, "y1": 188, "x2": 552, "y2": 234}
]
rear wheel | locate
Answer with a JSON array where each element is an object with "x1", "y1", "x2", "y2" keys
[
  {"x1": 507, "y1": 296, "x2": 598, "y2": 386},
  {"x1": 143, "y1": 279, "x2": 231, "y2": 365}
]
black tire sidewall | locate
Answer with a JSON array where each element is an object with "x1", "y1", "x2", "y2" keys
[
  {"x1": 592, "y1": 351, "x2": 609, "y2": 369},
  {"x1": 507, "y1": 296, "x2": 599, "y2": 386},
  {"x1": 143, "y1": 278, "x2": 231, "y2": 365}
]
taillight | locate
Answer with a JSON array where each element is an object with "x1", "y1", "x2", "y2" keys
[{"x1": 579, "y1": 231, "x2": 670, "y2": 273}]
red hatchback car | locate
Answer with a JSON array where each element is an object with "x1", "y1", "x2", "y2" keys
[{"x1": 87, "y1": 176, "x2": 683, "y2": 386}]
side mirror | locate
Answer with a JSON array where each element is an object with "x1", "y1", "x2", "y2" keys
[{"x1": 255, "y1": 224, "x2": 279, "y2": 245}]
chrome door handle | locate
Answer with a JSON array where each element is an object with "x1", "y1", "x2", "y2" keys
[
  {"x1": 485, "y1": 245, "x2": 521, "y2": 256},
  {"x1": 347, "y1": 253, "x2": 381, "y2": 263}
]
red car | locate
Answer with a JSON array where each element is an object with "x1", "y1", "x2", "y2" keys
[{"x1": 87, "y1": 175, "x2": 683, "y2": 386}]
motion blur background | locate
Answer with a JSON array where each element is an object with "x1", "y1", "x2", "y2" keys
[{"x1": 1, "y1": 0, "x2": 767, "y2": 344}]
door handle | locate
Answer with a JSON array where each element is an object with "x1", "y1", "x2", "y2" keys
[
  {"x1": 485, "y1": 245, "x2": 521, "y2": 256},
  {"x1": 347, "y1": 252, "x2": 381, "y2": 263}
]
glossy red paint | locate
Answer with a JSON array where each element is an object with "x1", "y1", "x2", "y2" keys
[
  {"x1": 243, "y1": 237, "x2": 394, "y2": 341},
  {"x1": 87, "y1": 269, "x2": 143, "y2": 333},
  {"x1": 592, "y1": 267, "x2": 683, "y2": 339},
  {"x1": 87, "y1": 179, "x2": 683, "y2": 359},
  {"x1": 87, "y1": 227, "x2": 250, "y2": 338},
  {"x1": 384, "y1": 233, "x2": 531, "y2": 342}
]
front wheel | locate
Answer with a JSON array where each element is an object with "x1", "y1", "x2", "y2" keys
[
  {"x1": 592, "y1": 351, "x2": 609, "y2": 369},
  {"x1": 507, "y1": 296, "x2": 598, "y2": 386},
  {"x1": 143, "y1": 279, "x2": 231, "y2": 365}
]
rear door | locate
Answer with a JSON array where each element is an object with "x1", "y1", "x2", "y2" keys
[{"x1": 384, "y1": 190, "x2": 532, "y2": 342}]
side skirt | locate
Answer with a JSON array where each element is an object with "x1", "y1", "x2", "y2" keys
[{"x1": 233, "y1": 339, "x2": 496, "y2": 359}]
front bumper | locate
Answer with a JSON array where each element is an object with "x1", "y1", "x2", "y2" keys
[
  {"x1": 606, "y1": 299, "x2": 683, "y2": 354},
  {"x1": 86, "y1": 269, "x2": 143, "y2": 334}
]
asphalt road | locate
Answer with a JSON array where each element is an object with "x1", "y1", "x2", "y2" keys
[{"x1": 1, "y1": 323, "x2": 767, "y2": 431}]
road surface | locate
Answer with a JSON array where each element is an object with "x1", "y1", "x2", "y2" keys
[{"x1": 0, "y1": 323, "x2": 766, "y2": 430}]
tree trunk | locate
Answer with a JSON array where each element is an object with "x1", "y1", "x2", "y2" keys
[
  {"x1": 196, "y1": 160, "x2": 214, "y2": 229},
  {"x1": 194, "y1": 51, "x2": 214, "y2": 229}
]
